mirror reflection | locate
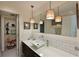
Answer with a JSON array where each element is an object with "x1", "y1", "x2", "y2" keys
[{"x1": 40, "y1": 2, "x2": 77, "y2": 37}]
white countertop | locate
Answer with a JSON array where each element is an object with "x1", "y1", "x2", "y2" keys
[{"x1": 22, "y1": 39, "x2": 76, "y2": 57}]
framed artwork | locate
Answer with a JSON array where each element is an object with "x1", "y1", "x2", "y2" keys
[
  {"x1": 24, "y1": 22, "x2": 30, "y2": 29},
  {"x1": 33, "y1": 23, "x2": 38, "y2": 29}
]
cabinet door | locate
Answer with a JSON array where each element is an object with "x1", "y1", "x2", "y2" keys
[
  {"x1": 22, "y1": 42, "x2": 30, "y2": 56},
  {"x1": 22, "y1": 42, "x2": 40, "y2": 57}
]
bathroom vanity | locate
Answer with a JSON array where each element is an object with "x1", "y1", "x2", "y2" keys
[
  {"x1": 22, "y1": 39, "x2": 76, "y2": 57},
  {"x1": 22, "y1": 42, "x2": 40, "y2": 57}
]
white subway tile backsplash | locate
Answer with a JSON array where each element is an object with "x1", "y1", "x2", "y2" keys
[{"x1": 34, "y1": 33, "x2": 79, "y2": 56}]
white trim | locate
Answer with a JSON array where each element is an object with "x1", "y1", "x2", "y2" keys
[
  {"x1": 0, "y1": 9, "x2": 19, "y2": 15},
  {"x1": 16, "y1": 15, "x2": 20, "y2": 56},
  {"x1": 1, "y1": 15, "x2": 5, "y2": 52},
  {"x1": 0, "y1": 10, "x2": 20, "y2": 56}
]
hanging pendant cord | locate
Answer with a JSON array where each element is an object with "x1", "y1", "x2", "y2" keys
[
  {"x1": 58, "y1": 6, "x2": 60, "y2": 16},
  {"x1": 49, "y1": 1, "x2": 51, "y2": 9},
  {"x1": 31, "y1": 5, "x2": 34, "y2": 18},
  {"x1": 58, "y1": 7, "x2": 59, "y2": 16}
]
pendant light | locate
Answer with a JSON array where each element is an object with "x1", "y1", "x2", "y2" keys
[
  {"x1": 39, "y1": 14, "x2": 43, "y2": 24},
  {"x1": 46, "y1": 1, "x2": 54, "y2": 20},
  {"x1": 39, "y1": 19, "x2": 43, "y2": 24},
  {"x1": 30, "y1": 5, "x2": 35, "y2": 23},
  {"x1": 55, "y1": 7, "x2": 62, "y2": 22}
]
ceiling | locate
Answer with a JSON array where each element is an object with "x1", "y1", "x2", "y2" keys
[
  {"x1": 0, "y1": 1, "x2": 77, "y2": 20},
  {"x1": 0, "y1": 1, "x2": 66, "y2": 14}
]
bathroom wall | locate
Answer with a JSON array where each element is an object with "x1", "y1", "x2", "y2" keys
[
  {"x1": 0, "y1": 2, "x2": 79, "y2": 56},
  {"x1": 46, "y1": 34, "x2": 78, "y2": 56},
  {"x1": 62, "y1": 15, "x2": 77, "y2": 37},
  {"x1": 34, "y1": 33, "x2": 79, "y2": 56},
  {"x1": 77, "y1": 29, "x2": 79, "y2": 56},
  {"x1": 0, "y1": 2, "x2": 40, "y2": 56}
]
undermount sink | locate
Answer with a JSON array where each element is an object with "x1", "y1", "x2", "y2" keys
[{"x1": 31, "y1": 39, "x2": 46, "y2": 48}]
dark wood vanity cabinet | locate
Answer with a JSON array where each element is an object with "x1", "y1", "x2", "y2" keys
[{"x1": 22, "y1": 42, "x2": 40, "y2": 57}]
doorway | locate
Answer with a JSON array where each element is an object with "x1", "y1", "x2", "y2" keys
[
  {"x1": 40, "y1": 21, "x2": 44, "y2": 33},
  {"x1": 0, "y1": 11, "x2": 19, "y2": 57}
]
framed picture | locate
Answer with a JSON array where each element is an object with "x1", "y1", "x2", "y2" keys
[
  {"x1": 24, "y1": 22, "x2": 30, "y2": 29},
  {"x1": 33, "y1": 23, "x2": 38, "y2": 29}
]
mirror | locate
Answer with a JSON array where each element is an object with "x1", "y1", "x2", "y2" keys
[
  {"x1": 24, "y1": 22, "x2": 30, "y2": 29},
  {"x1": 40, "y1": 2, "x2": 77, "y2": 37}
]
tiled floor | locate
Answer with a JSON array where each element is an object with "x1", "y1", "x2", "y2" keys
[{"x1": 1, "y1": 47, "x2": 18, "y2": 57}]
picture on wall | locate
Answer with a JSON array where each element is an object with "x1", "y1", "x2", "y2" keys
[
  {"x1": 33, "y1": 23, "x2": 38, "y2": 29},
  {"x1": 24, "y1": 22, "x2": 30, "y2": 29}
]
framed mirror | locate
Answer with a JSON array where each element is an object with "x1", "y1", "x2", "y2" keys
[
  {"x1": 24, "y1": 22, "x2": 30, "y2": 29},
  {"x1": 33, "y1": 23, "x2": 38, "y2": 29},
  {"x1": 40, "y1": 2, "x2": 77, "y2": 37}
]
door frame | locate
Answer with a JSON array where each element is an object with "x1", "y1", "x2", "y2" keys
[{"x1": 0, "y1": 10, "x2": 20, "y2": 56}]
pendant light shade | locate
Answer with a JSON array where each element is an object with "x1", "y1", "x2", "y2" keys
[
  {"x1": 55, "y1": 16, "x2": 62, "y2": 22},
  {"x1": 30, "y1": 18, "x2": 35, "y2": 23},
  {"x1": 55, "y1": 7, "x2": 62, "y2": 22},
  {"x1": 39, "y1": 14, "x2": 43, "y2": 24},
  {"x1": 39, "y1": 20, "x2": 43, "y2": 24},
  {"x1": 46, "y1": 9, "x2": 54, "y2": 19},
  {"x1": 46, "y1": 1, "x2": 54, "y2": 20},
  {"x1": 30, "y1": 5, "x2": 35, "y2": 23}
]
